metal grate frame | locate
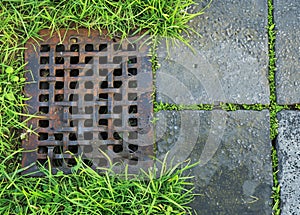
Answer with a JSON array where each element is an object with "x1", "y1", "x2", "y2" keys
[{"x1": 22, "y1": 29, "x2": 153, "y2": 176}]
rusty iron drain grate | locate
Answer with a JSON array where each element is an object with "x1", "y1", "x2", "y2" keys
[{"x1": 22, "y1": 29, "x2": 154, "y2": 176}]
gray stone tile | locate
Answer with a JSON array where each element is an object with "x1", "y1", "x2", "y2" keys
[
  {"x1": 156, "y1": 0, "x2": 269, "y2": 105},
  {"x1": 274, "y1": 1, "x2": 300, "y2": 105},
  {"x1": 155, "y1": 110, "x2": 272, "y2": 214},
  {"x1": 277, "y1": 111, "x2": 300, "y2": 215}
]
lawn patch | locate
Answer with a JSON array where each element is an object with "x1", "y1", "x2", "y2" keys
[{"x1": 0, "y1": 0, "x2": 207, "y2": 213}]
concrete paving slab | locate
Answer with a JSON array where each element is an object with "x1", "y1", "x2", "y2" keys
[
  {"x1": 277, "y1": 111, "x2": 300, "y2": 215},
  {"x1": 274, "y1": 0, "x2": 300, "y2": 105},
  {"x1": 156, "y1": 0, "x2": 269, "y2": 105},
  {"x1": 155, "y1": 110, "x2": 273, "y2": 214}
]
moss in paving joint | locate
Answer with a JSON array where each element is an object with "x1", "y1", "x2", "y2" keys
[
  {"x1": 154, "y1": 101, "x2": 214, "y2": 112},
  {"x1": 268, "y1": 0, "x2": 280, "y2": 214},
  {"x1": 154, "y1": 102, "x2": 269, "y2": 112}
]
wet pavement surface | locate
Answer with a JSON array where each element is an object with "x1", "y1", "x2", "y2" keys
[
  {"x1": 277, "y1": 111, "x2": 300, "y2": 215},
  {"x1": 157, "y1": 0, "x2": 269, "y2": 105},
  {"x1": 156, "y1": 0, "x2": 300, "y2": 214},
  {"x1": 156, "y1": 110, "x2": 272, "y2": 214},
  {"x1": 274, "y1": 0, "x2": 300, "y2": 105}
]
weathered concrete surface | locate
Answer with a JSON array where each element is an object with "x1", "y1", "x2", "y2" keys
[
  {"x1": 277, "y1": 111, "x2": 300, "y2": 215},
  {"x1": 156, "y1": 0, "x2": 269, "y2": 105},
  {"x1": 274, "y1": 0, "x2": 300, "y2": 105},
  {"x1": 156, "y1": 110, "x2": 273, "y2": 214}
]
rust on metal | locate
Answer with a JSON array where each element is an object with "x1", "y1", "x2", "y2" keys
[{"x1": 23, "y1": 29, "x2": 153, "y2": 176}]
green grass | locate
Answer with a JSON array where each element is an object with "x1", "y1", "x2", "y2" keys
[
  {"x1": 0, "y1": 0, "x2": 208, "y2": 214},
  {"x1": 0, "y1": 0, "x2": 287, "y2": 214},
  {"x1": 0, "y1": 152, "x2": 197, "y2": 215},
  {"x1": 0, "y1": 64, "x2": 32, "y2": 159},
  {"x1": 0, "y1": 0, "x2": 205, "y2": 154}
]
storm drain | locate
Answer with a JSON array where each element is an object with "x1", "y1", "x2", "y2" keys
[{"x1": 22, "y1": 29, "x2": 153, "y2": 175}]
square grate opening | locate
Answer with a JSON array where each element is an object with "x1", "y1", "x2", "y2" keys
[{"x1": 23, "y1": 29, "x2": 153, "y2": 175}]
